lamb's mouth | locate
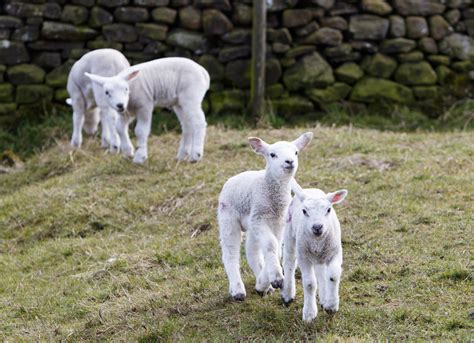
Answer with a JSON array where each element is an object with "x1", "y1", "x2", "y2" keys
[{"x1": 283, "y1": 166, "x2": 295, "y2": 173}]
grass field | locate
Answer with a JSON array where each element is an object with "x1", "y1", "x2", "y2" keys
[{"x1": 0, "y1": 126, "x2": 472, "y2": 341}]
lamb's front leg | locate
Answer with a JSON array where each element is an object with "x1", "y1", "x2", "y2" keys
[
  {"x1": 116, "y1": 114, "x2": 134, "y2": 158},
  {"x1": 100, "y1": 106, "x2": 120, "y2": 153},
  {"x1": 323, "y1": 257, "x2": 342, "y2": 314},
  {"x1": 254, "y1": 224, "x2": 284, "y2": 292},
  {"x1": 300, "y1": 257, "x2": 318, "y2": 322},
  {"x1": 133, "y1": 105, "x2": 153, "y2": 164},
  {"x1": 188, "y1": 106, "x2": 206, "y2": 162},
  {"x1": 314, "y1": 264, "x2": 328, "y2": 308},
  {"x1": 281, "y1": 231, "x2": 297, "y2": 305}
]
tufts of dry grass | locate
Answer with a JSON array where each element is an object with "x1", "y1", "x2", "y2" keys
[{"x1": 0, "y1": 125, "x2": 473, "y2": 341}]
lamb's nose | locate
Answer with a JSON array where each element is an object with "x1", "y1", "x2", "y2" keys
[
  {"x1": 285, "y1": 159, "x2": 294, "y2": 166},
  {"x1": 312, "y1": 224, "x2": 323, "y2": 236},
  {"x1": 117, "y1": 103, "x2": 124, "y2": 110}
]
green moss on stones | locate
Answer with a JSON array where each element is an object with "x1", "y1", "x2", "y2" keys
[
  {"x1": 16, "y1": 85, "x2": 53, "y2": 104},
  {"x1": 335, "y1": 63, "x2": 364, "y2": 84},
  {"x1": 210, "y1": 90, "x2": 246, "y2": 115},
  {"x1": 394, "y1": 61, "x2": 437, "y2": 85},
  {"x1": 7, "y1": 64, "x2": 45, "y2": 85},
  {"x1": 350, "y1": 77, "x2": 414, "y2": 103},
  {"x1": 46, "y1": 61, "x2": 74, "y2": 88},
  {"x1": 307, "y1": 83, "x2": 352, "y2": 104},
  {"x1": 283, "y1": 52, "x2": 334, "y2": 91},
  {"x1": 362, "y1": 53, "x2": 397, "y2": 78},
  {"x1": 0, "y1": 83, "x2": 14, "y2": 102},
  {"x1": 269, "y1": 96, "x2": 314, "y2": 118}
]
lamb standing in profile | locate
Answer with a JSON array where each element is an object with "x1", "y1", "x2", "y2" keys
[
  {"x1": 281, "y1": 179, "x2": 348, "y2": 322},
  {"x1": 67, "y1": 49, "x2": 130, "y2": 153},
  {"x1": 218, "y1": 132, "x2": 313, "y2": 300},
  {"x1": 85, "y1": 57, "x2": 210, "y2": 164}
]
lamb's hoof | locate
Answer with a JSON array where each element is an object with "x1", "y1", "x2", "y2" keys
[
  {"x1": 133, "y1": 154, "x2": 147, "y2": 164},
  {"x1": 255, "y1": 289, "x2": 265, "y2": 297},
  {"x1": 108, "y1": 145, "x2": 120, "y2": 154},
  {"x1": 282, "y1": 297, "x2": 294, "y2": 307},
  {"x1": 324, "y1": 307, "x2": 337, "y2": 315},
  {"x1": 232, "y1": 293, "x2": 246, "y2": 301},
  {"x1": 271, "y1": 278, "x2": 283, "y2": 289},
  {"x1": 189, "y1": 152, "x2": 202, "y2": 163}
]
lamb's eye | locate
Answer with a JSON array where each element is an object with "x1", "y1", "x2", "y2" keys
[
  {"x1": 105, "y1": 90, "x2": 109, "y2": 96},
  {"x1": 327, "y1": 208, "x2": 331, "y2": 214},
  {"x1": 302, "y1": 209, "x2": 308, "y2": 216},
  {"x1": 270, "y1": 153, "x2": 276, "y2": 158},
  {"x1": 295, "y1": 151, "x2": 298, "y2": 155}
]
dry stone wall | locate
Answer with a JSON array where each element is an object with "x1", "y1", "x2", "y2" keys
[{"x1": 0, "y1": 0, "x2": 473, "y2": 121}]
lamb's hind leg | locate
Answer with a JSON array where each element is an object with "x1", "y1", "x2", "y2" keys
[
  {"x1": 180, "y1": 98, "x2": 206, "y2": 162},
  {"x1": 83, "y1": 107, "x2": 100, "y2": 136},
  {"x1": 70, "y1": 96, "x2": 86, "y2": 148},
  {"x1": 245, "y1": 232, "x2": 268, "y2": 295},
  {"x1": 254, "y1": 224, "x2": 284, "y2": 291},
  {"x1": 133, "y1": 104, "x2": 153, "y2": 164},
  {"x1": 99, "y1": 106, "x2": 120, "y2": 153},
  {"x1": 219, "y1": 211, "x2": 246, "y2": 300},
  {"x1": 173, "y1": 105, "x2": 192, "y2": 161}
]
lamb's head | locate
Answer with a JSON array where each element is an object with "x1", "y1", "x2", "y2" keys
[
  {"x1": 248, "y1": 132, "x2": 313, "y2": 180},
  {"x1": 295, "y1": 189, "x2": 347, "y2": 237},
  {"x1": 85, "y1": 70, "x2": 139, "y2": 113}
]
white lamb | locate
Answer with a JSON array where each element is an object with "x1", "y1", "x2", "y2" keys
[
  {"x1": 67, "y1": 49, "x2": 130, "y2": 153},
  {"x1": 281, "y1": 179, "x2": 348, "y2": 322},
  {"x1": 84, "y1": 57, "x2": 210, "y2": 164},
  {"x1": 218, "y1": 132, "x2": 313, "y2": 300}
]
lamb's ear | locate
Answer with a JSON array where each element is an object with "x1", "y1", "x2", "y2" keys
[
  {"x1": 293, "y1": 132, "x2": 313, "y2": 150},
  {"x1": 327, "y1": 189, "x2": 348, "y2": 205},
  {"x1": 248, "y1": 137, "x2": 268, "y2": 155},
  {"x1": 84, "y1": 72, "x2": 107, "y2": 85},
  {"x1": 123, "y1": 70, "x2": 139, "y2": 82},
  {"x1": 290, "y1": 178, "x2": 306, "y2": 202}
]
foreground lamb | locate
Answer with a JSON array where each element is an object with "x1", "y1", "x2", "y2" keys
[
  {"x1": 85, "y1": 57, "x2": 210, "y2": 164},
  {"x1": 67, "y1": 49, "x2": 130, "y2": 152},
  {"x1": 218, "y1": 132, "x2": 313, "y2": 300},
  {"x1": 281, "y1": 179, "x2": 348, "y2": 322}
]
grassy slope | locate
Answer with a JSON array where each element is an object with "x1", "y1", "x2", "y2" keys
[{"x1": 0, "y1": 126, "x2": 472, "y2": 341}]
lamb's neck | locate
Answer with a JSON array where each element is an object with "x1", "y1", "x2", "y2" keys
[{"x1": 263, "y1": 170, "x2": 292, "y2": 198}]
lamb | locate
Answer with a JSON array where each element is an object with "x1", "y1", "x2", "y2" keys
[
  {"x1": 218, "y1": 132, "x2": 313, "y2": 300},
  {"x1": 281, "y1": 179, "x2": 348, "y2": 322},
  {"x1": 84, "y1": 57, "x2": 210, "y2": 164},
  {"x1": 67, "y1": 49, "x2": 130, "y2": 153}
]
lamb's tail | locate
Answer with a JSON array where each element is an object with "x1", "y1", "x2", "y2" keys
[{"x1": 65, "y1": 98, "x2": 72, "y2": 106}]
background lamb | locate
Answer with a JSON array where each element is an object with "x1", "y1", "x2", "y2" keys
[
  {"x1": 218, "y1": 132, "x2": 313, "y2": 300},
  {"x1": 281, "y1": 179, "x2": 348, "y2": 322},
  {"x1": 67, "y1": 49, "x2": 130, "y2": 153},
  {"x1": 85, "y1": 57, "x2": 210, "y2": 164}
]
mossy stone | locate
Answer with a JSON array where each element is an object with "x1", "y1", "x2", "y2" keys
[
  {"x1": 397, "y1": 51, "x2": 424, "y2": 63},
  {"x1": 41, "y1": 21, "x2": 98, "y2": 41},
  {"x1": 7, "y1": 64, "x2": 45, "y2": 84},
  {"x1": 167, "y1": 29, "x2": 208, "y2": 53},
  {"x1": 87, "y1": 39, "x2": 123, "y2": 50},
  {"x1": 283, "y1": 52, "x2": 334, "y2": 91},
  {"x1": 350, "y1": 77, "x2": 414, "y2": 103},
  {"x1": 436, "y1": 65, "x2": 454, "y2": 85},
  {"x1": 89, "y1": 7, "x2": 113, "y2": 28},
  {"x1": 198, "y1": 54, "x2": 224, "y2": 82},
  {"x1": 46, "y1": 61, "x2": 74, "y2": 88},
  {"x1": 61, "y1": 5, "x2": 89, "y2": 25},
  {"x1": 306, "y1": 82, "x2": 352, "y2": 104},
  {"x1": 335, "y1": 62, "x2": 364, "y2": 84},
  {"x1": 427, "y1": 55, "x2": 450, "y2": 65},
  {"x1": 413, "y1": 86, "x2": 440, "y2": 99},
  {"x1": 394, "y1": 61, "x2": 437, "y2": 85},
  {"x1": 451, "y1": 60, "x2": 473, "y2": 72},
  {"x1": 0, "y1": 83, "x2": 14, "y2": 102},
  {"x1": 361, "y1": 53, "x2": 397, "y2": 78},
  {"x1": 210, "y1": 90, "x2": 246, "y2": 115},
  {"x1": 270, "y1": 96, "x2": 314, "y2": 118},
  {"x1": 0, "y1": 103, "x2": 17, "y2": 115},
  {"x1": 151, "y1": 7, "x2": 177, "y2": 24},
  {"x1": 266, "y1": 83, "x2": 288, "y2": 99},
  {"x1": 54, "y1": 88, "x2": 69, "y2": 102},
  {"x1": 136, "y1": 23, "x2": 168, "y2": 41},
  {"x1": 380, "y1": 38, "x2": 416, "y2": 54},
  {"x1": 16, "y1": 85, "x2": 53, "y2": 104}
]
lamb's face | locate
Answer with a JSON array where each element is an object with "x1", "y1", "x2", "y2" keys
[
  {"x1": 248, "y1": 132, "x2": 313, "y2": 180},
  {"x1": 265, "y1": 141, "x2": 300, "y2": 179},
  {"x1": 298, "y1": 190, "x2": 348, "y2": 238},
  {"x1": 103, "y1": 78, "x2": 130, "y2": 113},
  {"x1": 85, "y1": 70, "x2": 139, "y2": 114}
]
